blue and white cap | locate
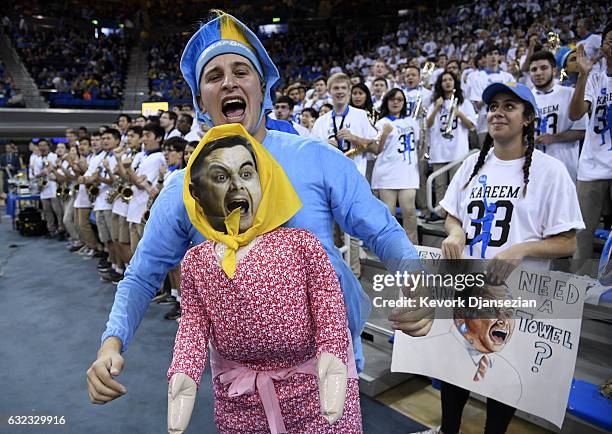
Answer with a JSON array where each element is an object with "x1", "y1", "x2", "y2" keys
[
  {"x1": 482, "y1": 81, "x2": 539, "y2": 114},
  {"x1": 180, "y1": 12, "x2": 280, "y2": 128}
]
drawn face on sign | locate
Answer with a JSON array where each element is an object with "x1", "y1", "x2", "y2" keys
[{"x1": 455, "y1": 285, "x2": 515, "y2": 354}]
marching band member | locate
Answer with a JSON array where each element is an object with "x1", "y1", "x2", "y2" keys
[
  {"x1": 125, "y1": 123, "x2": 166, "y2": 255},
  {"x1": 426, "y1": 71, "x2": 476, "y2": 219},
  {"x1": 34, "y1": 139, "x2": 65, "y2": 238},
  {"x1": 75, "y1": 134, "x2": 104, "y2": 258},
  {"x1": 372, "y1": 88, "x2": 420, "y2": 243},
  {"x1": 55, "y1": 143, "x2": 82, "y2": 248}
]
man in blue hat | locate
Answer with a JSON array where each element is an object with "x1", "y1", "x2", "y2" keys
[{"x1": 87, "y1": 11, "x2": 429, "y2": 404}]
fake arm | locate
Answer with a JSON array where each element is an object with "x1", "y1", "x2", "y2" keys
[{"x1": 167, "y1": 251, "x2": 210, "y2": 386}]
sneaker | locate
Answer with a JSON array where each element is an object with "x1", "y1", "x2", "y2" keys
[
  {"x1": 157, "y1": 294, "x2": 177, "y2": 305},
  {"x1": 82, "y1": 248, "x2": 96, "y2": 259},
  {"x1": 100, "y1": 269, "x2": 123, "y2": 283},
  {"x1": 69, "y1": 242, "x2": 84, "y2": 252},
  {"x1": 152, "y1": 291, "x2": 170, "y2": 303},
  {"x1": 77, "y1": 246, "x2": 90, "y2": 255},
  {"x1": 93, "y1": 250, "x2": 108, "y2": 259},
  {"x1": 97, "y1": 260, "x2": 112, "y2": 271},
  {"x1": 164, "y1": 305, "x2": 181, "y2": 320}
]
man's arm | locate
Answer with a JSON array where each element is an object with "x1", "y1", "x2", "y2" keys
[
  {"x1": 568, "y1": 45, "x2": 594, "y2": 121},
  {"x1": 101, "y1": 171, "x2": 193, "y2": 352}
]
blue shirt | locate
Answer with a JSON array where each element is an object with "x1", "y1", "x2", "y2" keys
[{"x1": 102, "y1": 130, "x2": 419, "y2": 371}]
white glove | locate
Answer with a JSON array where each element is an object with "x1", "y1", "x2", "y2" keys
[
  {"x1": 168, "y1": 373, "x2": 197, "y2": 434},
  {"x1": 317, "y1": 352, "x2": 347, "y2": 425}
]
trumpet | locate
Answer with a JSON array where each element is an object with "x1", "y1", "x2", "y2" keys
[{"x1": 442, "y1": 89, "x2": 458, "y2": 140}]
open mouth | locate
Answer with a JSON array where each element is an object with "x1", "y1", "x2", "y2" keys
[
  {"x1": 227, "y1": 198, "x2": 250, "y2": 215},
  {"x1": 222, "y1": 97, "x2": 247, "y2": 121},
  {"x1": 489, "y1": 328, "x2": 508, "y2": 344}
]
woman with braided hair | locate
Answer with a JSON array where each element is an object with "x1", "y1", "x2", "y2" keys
[{"x1": 431, "y1": 82, "x2": 585, "y2": 434}]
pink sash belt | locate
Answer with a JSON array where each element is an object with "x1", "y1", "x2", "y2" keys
[{"x1": 209, "y1": 333, "x2": 358, "y2": 434}]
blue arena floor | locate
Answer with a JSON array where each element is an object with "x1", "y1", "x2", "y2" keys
[{"x1": 0, "y1": 211, "x2": 427, "y2": 433}]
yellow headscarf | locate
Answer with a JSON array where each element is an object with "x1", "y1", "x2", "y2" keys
[{"x1": 183, "y1": 123, "x2": 302, "y2": 278}]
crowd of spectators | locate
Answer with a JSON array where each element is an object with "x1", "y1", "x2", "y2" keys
[
  {"x1": 8, "y1": 22, "x2": 129, "y2": 108},
  {"x1": 0, "y1": 60, "x2": 24, "y2": 108}
]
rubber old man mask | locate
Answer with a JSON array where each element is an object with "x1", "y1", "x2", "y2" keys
[{"x1": 184, "y1": 123, "x2": 302, "y2": 278}]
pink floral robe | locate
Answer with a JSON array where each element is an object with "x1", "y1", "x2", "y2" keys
[{"x1": 168, "y1": 227, "x2": 362, "y2": 433}]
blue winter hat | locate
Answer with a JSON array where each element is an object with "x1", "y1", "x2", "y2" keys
[
  {"x1": 555, "y1": 46, "x2": 574, "y2": 69},
  {"x1": 180, "y1": 12, "x2": 280, "y2": 128},
  {"x1": 482, "y1": 81, "x2": 539, "y2": 114}
]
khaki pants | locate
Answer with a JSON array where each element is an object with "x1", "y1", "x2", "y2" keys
[
  {"x1": 432, "y1": 163, "x2": 459, "y2": 218},
  {"x1": 574, "y1": 179, "x2": 612, "y2": 274},
  {"x1": 41, "y1": 197, "x2": 64, "y2": 233},
  {"x1": 62, "y1": 195, "x2": 80, "y2": 241},
  {"x1": 75, "y1": 207, "x2": 99, "y2": 250},
  {"x1": 129, "y1": 222, "x2": 145, "y2": 255},
  {"x1": 378, "y1": 189, "x2": 418, "y2": 244}
]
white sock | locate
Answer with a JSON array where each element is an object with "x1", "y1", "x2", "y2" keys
[
  {"x1": 112, "y1": 263, "x2": 118, "y2": 271},
  {"x1": 176, "y1": 295, "x2": 181, "y2": 304},
  {"x1": 116, "y1": 267, "x2": 124, "y2": 274},
  {"x1": 170, "y1": 288, "x2": 179, "y2": 299}
]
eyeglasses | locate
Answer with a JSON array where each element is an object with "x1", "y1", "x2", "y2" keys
[{"x1": 389, "y1": 97, "x2": 405, "y2": 103}]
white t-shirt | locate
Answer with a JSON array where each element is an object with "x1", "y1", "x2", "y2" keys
[
  {"x1": 126, "y1": 151, "x2": 166, "y2": 224},
  {"x1": 372, "y1": 116, "x2": 420, "y2": 189},
  {"x1": 578, "y1": 66, "x2": 612, "y2": 181},
  {"x1": 440, "y1": 149, "x2": 584, "y2": 260},
  {"x1": 164, "y1": 128, "x2": 181, "y2": 140},
  {"x1": 427, "y1": 99, "x2": 476, "y2": 163},
  {"x1": 74, "y1": 154, "x2": 93, "y2": 208},
  {"x1": 403, "y1": 87, "x2": 433, "y2": 119},
  {"x1": 311, "y1": 105, "x2": 378, "y2": 176},
  {"x1": 88, "y1": 151, "x2": 117, "y2": 211},
  {"x1": 468, "y1": 69, "x2": 515, "y2": 133},
  {"x1": 33, "y1": 153, "x2": 58, "y2": 199},
  {"x1": 303, "y1": 93, "x2": 332, "y2": 112},
  {"x1": 534, "y1": 84, "x2": 588, "y2": 182}
]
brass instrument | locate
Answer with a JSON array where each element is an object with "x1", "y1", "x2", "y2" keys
[
  {"x1": 442, "y1": 89, "x2": 458, "y2": 140},
  {"x1": 87, "y1": 184, "x2": 100, "y2": 202},
  {"x1": 87, "y1": 167, "x2": 102, "y2": 202},
  {"x1": 420, "y1": 61, "x2": 435, "y2": 88},
  {"x1": 37, "y1": 160, "x2": 51, "y2": 191},
  {"x1": 56, "y1": 183, "x2": 70, "y2": 200},
  {"x1": 544, "y1": 32, "x2": 561, "y2": 54},
  {"x1": 119, "y1": 184, "x2": 133, "y2": 202},
  {"x1": 142, "y1": 171, "x2": 164, "y2": 223},
  {"x1": 344, "y1": 144, "x2": 370, "y2": 159},
  {"x1": 411, "y1": 91, "x2": 423, "y2": 120}
]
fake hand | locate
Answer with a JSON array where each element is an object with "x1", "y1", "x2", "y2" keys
[
  {"x1": 317, "y1": 352, "x2": 347, "y2": 425},
  {"x1": 168, "y1": 373, "x2": 197, "y2": 434}
]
